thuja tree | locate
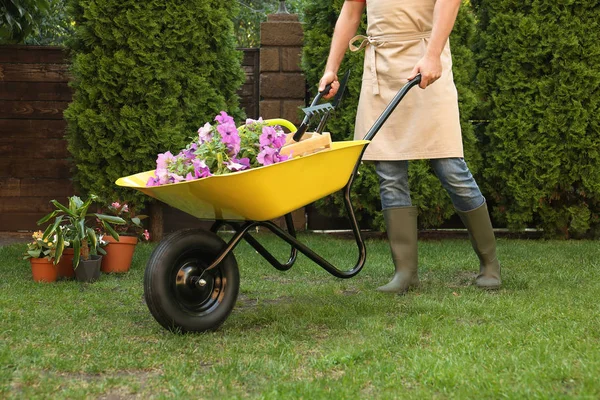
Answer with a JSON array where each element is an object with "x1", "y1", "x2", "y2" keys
[
  {"x1": 472, "y1": 0, "x2": 600, "y2": 238},
  {"x1": 302, "y1": 0, "x2": 480, "y2": 229},
  {"x1": 64, "y1": 0, "x2": 244, "y2": 209}
]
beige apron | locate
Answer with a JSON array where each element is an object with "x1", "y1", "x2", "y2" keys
[{"x1": 351, "y1": 0, "x2": 463, "y2": 161}]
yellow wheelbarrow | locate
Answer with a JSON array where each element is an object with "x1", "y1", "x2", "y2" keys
[{"x1": 117, "y1": 75, "x2": 421, "y2": 333}]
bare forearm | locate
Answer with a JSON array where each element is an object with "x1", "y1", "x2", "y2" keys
[
  {"x1": 426, "y1": 0, "x2": 461, "y2": 58},
  {"x1": 324, "y1": 1, "x2": 365, "y2": 75}
]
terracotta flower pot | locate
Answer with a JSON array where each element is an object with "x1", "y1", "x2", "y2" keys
[
  {"x1": 101, "y1": 236, "x2": 138, "y2": 273},
  {"x1": 75, "y1": 255, "x2": 102, "y2": 283},
  {"x1": 57, "y1": 248, "x2": 75, "y2": 279},
  {"x1": 30, "y1": 258, "x2": 58, "y2": 282}
]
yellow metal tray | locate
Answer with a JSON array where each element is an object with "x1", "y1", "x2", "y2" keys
[{"x1": 116, "y1": 139, "x2": 369, "y2": 221}]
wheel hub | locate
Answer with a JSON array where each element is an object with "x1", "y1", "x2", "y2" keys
[{"x1": 174, "y1": 262, "x2": 218, "y2": 310}]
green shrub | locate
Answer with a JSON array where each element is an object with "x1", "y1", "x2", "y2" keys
[
  {"x1": 0, "y1": 0, "x2": 50, "y2": 43},
  {"x1": 302, "y1": 0, "x2": 480, "y2": 229},
  {"x1": 24, "y1": 0, "x2": 74, "y2": 45},
  {"x1": 64, "y1": 0, "x2": 245, "y2": 210},
  {"x1": 472, "y1": 0, "x2": 600, "y2": 238}
]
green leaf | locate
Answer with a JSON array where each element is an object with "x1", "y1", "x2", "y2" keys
[
  {"x1": 27, "y1": 249, "x2": 41, "y2": 258},
  {"x1": 42, "y1": 215, "x2": 64, "y2": 240},
  {"x1": 50, "y1": 200, "x2": 76, "y2": 217},
  {"x1": 87, "y1": 227, "x2": 97, "y2": 251},
  {"x1": 37, "y1": 210, "x2": 58, "y2": 225},
  {"x1": 103, "y1": 221, "x2": 120, "y2": 241},
  {"x1": 95, "y1": 214, "x2": 126, "y2": 224},
  {"x1": 72, "y1": 238, "x2": 81, "y2": 269},
  {"x1": 54, "y1": 233, "x2": 65, "y2": 265}
]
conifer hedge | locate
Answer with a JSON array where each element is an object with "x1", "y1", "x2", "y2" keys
[
  {"x1": 64, "y1": 0, "x2": 244, "y2": 209},
  {"x1": 473, "y1": 0, "x2": 600, "y2": 238},
  {"x1": 302, "y1": 0, "x2": 480, "y2": 229}
]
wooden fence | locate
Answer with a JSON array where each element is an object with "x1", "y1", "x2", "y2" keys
[{"x1": 0, "y1": 46, "x2": 72, "y2": 230}]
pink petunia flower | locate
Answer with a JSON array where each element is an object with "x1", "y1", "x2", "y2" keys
[
  {"x1": 215, "y1": 111, "x2": 235, "y2": 125},
  {"x1": 156, "y1": 151, "x2": 176, "y2": 170},
  {"x1": 259, "y1": 126, "x2": 277, "y2": 147},
  {"x1": 245, "y1": 117, "x2": 263, "y2": 126},
  {"x1": 276, "y1": 153, "x2": 291, "y2": 163},
  {"x1": 198, "y1": 123, "x2": 213, "y2": 143},
  {"x1": 226, "y1": 157, "x2": 251, "y2": 172},
  {"x1": 257, "y1": 147, "x2": 278, "y2": 166},
  {"x1": 181, "y1": 143, "x2": 198, "y2": 160},
  {"x1": 192, "y1": 159, "x2": 211, "y2": 178},
  {"x1": 217, "y1": 123, "x2": 241, "y2": 155},
  {"x1": 155, "y1": 168, "x2": 171, "y2": 185}
]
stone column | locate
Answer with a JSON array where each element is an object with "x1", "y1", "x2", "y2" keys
[
  {"x1": 260, "y1": 10, "x2": 306, "y2": 230},
  {"x1": 259, "y1": 11, "x2": 305, "y2": 126}
]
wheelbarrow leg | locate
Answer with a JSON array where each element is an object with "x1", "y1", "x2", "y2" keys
[
  {"x1": 211, "y1": 215, "x2": 298, "y2": 271},
  {"x1": 241, "y1": 213, "x2": 298, "y2": 271}
]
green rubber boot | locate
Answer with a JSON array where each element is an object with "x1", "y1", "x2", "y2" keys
[
  {"x1": 457, "y1": 201, "x2": 502, "y2": 289},
  {"x1": 376, "y1": 206, "x2": 419, "y2": 294}
]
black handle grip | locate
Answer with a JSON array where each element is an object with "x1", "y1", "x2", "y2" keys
[
  {"x1": 292, "y1": 82, "x2": 334, "y2": 142},
  {"x1": 320, "y1": 82, "x2": 333, "y2": 97}
]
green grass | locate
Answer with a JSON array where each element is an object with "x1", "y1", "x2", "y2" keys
[{"x1": 1, "y1": 232, "x2": 600, "y2": 399}]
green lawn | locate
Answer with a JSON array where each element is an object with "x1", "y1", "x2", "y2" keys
[{"x1": 1, "y1": 232, "x2": 600, "y2": 399}]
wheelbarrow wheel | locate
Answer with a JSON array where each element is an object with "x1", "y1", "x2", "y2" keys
[{"x1": 144, "y1": 229, "x2": 239, "y2": 333}]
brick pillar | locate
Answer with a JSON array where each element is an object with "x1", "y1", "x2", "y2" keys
[
  {"x1": 260, "y1": 11, "x2": 306, "y2": 230},
  {"x1": 260, "y1": 12, "x2": 305, "y2": 126}
]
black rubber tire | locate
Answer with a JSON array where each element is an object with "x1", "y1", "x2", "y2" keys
[{"x1": 143, "y1": 229, "x2": 239, "y2": 333}]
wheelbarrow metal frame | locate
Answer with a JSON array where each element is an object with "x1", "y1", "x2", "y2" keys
[{"x1": 200, "y1": 73, "x2": 421, "y2": 279}]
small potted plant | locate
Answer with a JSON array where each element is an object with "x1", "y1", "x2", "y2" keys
[
  {"x1": 37, "y1": 195, "x2": 126, "y2": 283},
  {"x1": 23, "y1": 231, "x2": 58, "y2": 282},
  {"x1": 97, "y1": 201, "x2": 150, "y2": 273}
]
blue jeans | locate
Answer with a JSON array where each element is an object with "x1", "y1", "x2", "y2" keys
[{"x1": 375, "y1": 158, "x2": 485, "y2": 212}]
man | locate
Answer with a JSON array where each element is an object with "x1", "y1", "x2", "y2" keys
[{"x1": 318, "y1": 0, "x2": 501, "y2": 293}]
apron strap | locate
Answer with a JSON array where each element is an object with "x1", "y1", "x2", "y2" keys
[
  {"x1": 349, "y1": 31, "x2": 432, "y2": 96},
  {"x1": 350, "y1": 35, "x2": 383, "y2": 95}
]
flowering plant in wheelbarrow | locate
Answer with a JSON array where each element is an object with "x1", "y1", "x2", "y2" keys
[{"x1": 146, "y1": 112, "x2": 290, "y2": 187}]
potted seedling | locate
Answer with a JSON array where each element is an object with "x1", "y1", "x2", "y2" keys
[
  {"x1": 97, "y1": 201, "x2": 150, "y2": 273},
  {"x1": 23, "y1": 230, "x2": 59, "y2": 282},
  {"x1": 38, "y1": 195, "x2": 126, "y2": 282}
]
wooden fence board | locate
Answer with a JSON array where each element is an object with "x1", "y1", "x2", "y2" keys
[
  {"x1": 0, "y1": 196, "x2": 57, "y2": 213},
  {"x1": 0, "y1": 212, "x2": 50, "y2": 231},
  {"x1": 0, "y1": 178, "x2": 74, "y2": 197},
  {"x1": 0, "y1": 100, "x2": 69, "y2": 119},
  {"x1": 0, "y1": 82, "x2": 72, "y2": 101},
  {"x1": 0, "y1": 63, "x2": 70, "y2": 82},
  {"x1": 0, "y1": 119, "x2": 66, "y2": 138},
  {"x1": 0, "y1": 159, "x2": 72, "y2": 179},
  {"x1": 0, "y1": 46, "x2": 69, "y2": 64},
  {"x1": 0, "y1": 138, "x2": 69, "y2": 159},
  {"x1": 0, "y1": 178, "x2": 20, "y2": 197}
]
